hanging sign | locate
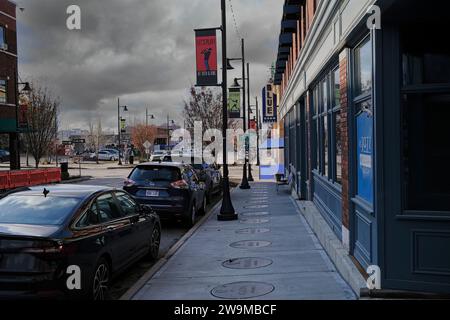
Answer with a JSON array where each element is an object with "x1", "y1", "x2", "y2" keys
[
  {"x1": 195, "y1": 29, "x2": 218, "y2": 86},
  {"x1": 228, "y1": 88, "x2": 241, "y2": 119},
  {"x1": 120, "y1": 118, "x2": 126, "y2": 133},
  {"x1": 262, "y1": 84, "x2": 277, "y2": 123}
]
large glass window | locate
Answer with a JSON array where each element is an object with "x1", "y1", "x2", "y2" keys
[
  {"x1": 355, "y1": 39, "x2": 373, "y2": 97},
  {"x1": 0, "y1": 79, "x2": 6, "y2": 104},
  {"x1": 401, "y1": 25, "x2": 450, "y2": 212},
  {"x1": 332, "y1": 68, "x2": 342, "y2": 184},
  {"x1": 312, "y1": 65, "x2": 342, "y2": 185},
  {"x1": 0, "y1": 25, "x2": 5, "y2": 47},
  {"x1": 354, "y1": 37, "x2": 374, "y2": 205}
]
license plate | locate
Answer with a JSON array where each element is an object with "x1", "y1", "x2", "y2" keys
[{"x1": 146, "y1": 190, "x2": 159, "y2": 197}]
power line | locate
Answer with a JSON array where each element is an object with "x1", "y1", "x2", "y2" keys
[{"x1": 228, "y1": 0, "x2": 242, "y2": 41}]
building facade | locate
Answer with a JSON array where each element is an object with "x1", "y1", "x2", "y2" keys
[
  {"x1": 0, "y1": 0, "x2": 19, "y2": 169},
  {"x1": 274, "y1": 0, "x2": 450, "y2": 294}
]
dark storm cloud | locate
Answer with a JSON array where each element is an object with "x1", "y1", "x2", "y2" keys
[{"x1": 17, "y1": 0, "x2": 283, "y2": 130}]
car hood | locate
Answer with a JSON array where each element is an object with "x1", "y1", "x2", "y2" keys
[{"x1": 0, "y1": 224, "x2": 61, "y2": 238}]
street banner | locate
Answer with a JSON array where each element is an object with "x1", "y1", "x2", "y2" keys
[
  {"x1": 120, "y1": 118, "x2": 126, "y2": 133},
  {"x1": 195, "y1": 29, "x2": 218, "y2": 86},
  {"x1": 18, "y1": 94, "x2": 29, "y2": 129},
  {"x1": 228, "y1": 87, "x2": 241, "y2": 119},
  {"x1": 262, "y1": 84, "x2": 277, "y2": 123},
  {"x1": 250, "y1": 119, "x2": 257, "y2": 130}
]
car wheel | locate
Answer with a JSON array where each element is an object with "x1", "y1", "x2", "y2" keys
[
  {"x1": 147, "y1": 224, "x2": 161, "y2": 261},
  {"x1": 91, "y1": 258, "x2": 111, "y2": 301},
  {"x1": 183, "y1": 203, "x2": 196, "y2": 228},
  {"x1": 198, "y1": 196, "x2": 207, "y2": 216}
]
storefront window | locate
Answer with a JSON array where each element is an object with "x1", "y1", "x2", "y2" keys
[
  {"x1": 0, "y1": 79, "x2": 7, "y2": 104},
  {"x1": 0, "y1": 26, "x2": 5, "y2": 47},
  {"x1": 312, "y1": 65, "x2": 342, "y2": 185},
  {"x1": 401, "y1": 25, "x2": 450, "y2": 212},
  {"x1": 354, "y1": 37, "x2": 374, "y2": 205},
  {"x1": 355, "y1": 39, "x2": 372, "y2": 96}
]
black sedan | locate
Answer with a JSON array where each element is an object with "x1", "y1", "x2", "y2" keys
[
  {"x1": 123, "y1": 162, "x2": 206, "y2": 227},
  {"x1": 0, "y1": 185, "x2": 161, "y2": 300}
]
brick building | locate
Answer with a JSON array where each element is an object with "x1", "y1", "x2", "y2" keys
[
  {"x1": 273, "y1": 0, "x2": 450, "y2": 295},
  {"x1": 0, "y1": 0, "x2": 19, "y2": 169}
]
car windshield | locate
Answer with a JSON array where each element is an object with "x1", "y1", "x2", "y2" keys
[
  {"x1": 0, "y1": 195, "x2": 80, "y2": 225},
  {"x1": 130, "y1": 166, "x2": 181, "y2": 182}
]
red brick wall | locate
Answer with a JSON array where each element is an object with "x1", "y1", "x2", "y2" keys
[
  {"x1": 339, "y1": 49, "x2": 350, "y2": 229},
  {"x1": 0, "y1": 1, "x2": 16, "y2": 17}
]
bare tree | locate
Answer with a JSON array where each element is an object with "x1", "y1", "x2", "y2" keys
[
  {"x1": 87, "y1": 118, "x2": 104, "y2": 164},
  {"x1": 23, "y1": 83, "x2": 59, "y2": 168},
  {"x1": 183, "y1": 86, "x2": 223, "y2": 137},
  {"x1": 132, "y1": 124, "x2": 157, "y2": 158}
]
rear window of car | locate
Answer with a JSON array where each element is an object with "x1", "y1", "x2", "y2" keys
[
  {"x1": 0, "y1": 195, "x2": 80, "y2": 225},
  {"x1": 130, "y1": 166, "x2": 181, "y2": 182}
]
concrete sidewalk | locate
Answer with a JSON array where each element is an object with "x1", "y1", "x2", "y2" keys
[{"x1": 131, "y1": 182, "x2": 356, "y2": 300}]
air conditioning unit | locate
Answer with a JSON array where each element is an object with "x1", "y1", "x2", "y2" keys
[{"x1": 0, "y1": 43, "x2": 8, "y2": 51}]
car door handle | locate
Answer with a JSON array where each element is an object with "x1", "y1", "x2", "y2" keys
[{"x1": 105, "y1": 226, "x2": 115, "y2": 232}]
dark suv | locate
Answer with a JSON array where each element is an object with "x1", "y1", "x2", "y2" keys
[
  {"x1": 123, "y1": 162, "x2": 206, "y2": 227},
  {"x1": 0, "y1": 150, "x2": 10, "y2": 163}
]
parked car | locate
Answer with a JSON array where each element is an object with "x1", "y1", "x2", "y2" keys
[
  {"x1": 150, "y1": 151, "x2": 169, "y2": 162},
  {"x1": 0, "y1": 185, "x2": 161, "y2": 300},
  {"x1": 191, "y1": 159, "x2": 222, "y2": 203},
  {"x1": 0, "y1": 149, "x2": 10, "y2": 163},
  {"x1": 90, "y1": 150, "x2": 118, "y2": 161},
  {"x1": 123, "y1": 162, "x2": 206, "y2": 227}
]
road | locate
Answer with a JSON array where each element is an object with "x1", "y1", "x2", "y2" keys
[{"x1": 77, "y1": 171, "x2": 222, "y2": 299}]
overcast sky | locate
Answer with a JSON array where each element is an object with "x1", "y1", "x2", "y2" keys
[{"x1": 17, "y1": 0, "x2": 283, "y2": 132}]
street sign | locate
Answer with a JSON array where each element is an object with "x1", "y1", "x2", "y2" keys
[
  {"x1": 72, "y1": 139, "x2": 86, "y2": 144},
  {"x1": 143, "y1": 140, "x2": 152, "y2": 155}
]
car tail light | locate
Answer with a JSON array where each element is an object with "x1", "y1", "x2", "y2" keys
[
  {"x1": 170, "y1": 179, "x2": 189, "y2": 189},
  {"x1": 22, "y1": 240, "x2": 63, "y2": 256},
  {"x1": 124, "y1": 178, "x2": 136, "y2": 187}
]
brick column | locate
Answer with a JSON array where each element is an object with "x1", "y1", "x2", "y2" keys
[{"x1": 339, "y1": 48, "x2": 350, "y2": 250}]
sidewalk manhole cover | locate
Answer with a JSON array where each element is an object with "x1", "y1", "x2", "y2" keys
[
  {"x1": 242, "y1": 211, "x2": 270, "y2": 217},
  {"x1": 222, "y1": 257, "x2": 273, "y2": 269},
  {"x1": 211, "y1": 282, "x2": 274, "y2": 299},
  {"x1": 244, "y1": 205, "x2": 268, "y2": 209},
  {"x1": 240, "y1": 218, "x2": 270, "y2": 224},
  {"x1": 236, "y1": 228, "x2": 270, "y2": 235},
  {"x1": 230, "y1": 240, "x2": 271, "y2": 249}
]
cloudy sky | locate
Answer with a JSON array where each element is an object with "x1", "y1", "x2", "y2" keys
[{"x1": 17, "y1": 0, "x2": 283, "y2": 132}]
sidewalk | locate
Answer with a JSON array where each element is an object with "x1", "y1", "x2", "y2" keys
[{"x1": 130, "y1": 181, "x2": 356, "y2": 300}]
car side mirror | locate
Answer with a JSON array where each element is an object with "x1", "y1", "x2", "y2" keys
[{"x1": 140, "y1": 204, "x2": 154, "y2": 215}]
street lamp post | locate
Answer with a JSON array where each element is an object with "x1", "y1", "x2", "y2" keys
[
  {"x1": 246, "y1": 63, "x2": 254, "y2": 182},
  {"x1": 255, "y1": 96, "x2": 260, "y2": 166},
  {"x1": 218, "y1": 0, "x2": 237, "y2": 220},
  {"x1": 167, "y1": 115, "x2": 174, "y2": 152},
  {"x1": 117, "y1": 98, "x2": 128, "y2": 166}
]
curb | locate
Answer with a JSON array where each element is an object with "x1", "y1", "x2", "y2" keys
[
  {"x1": 60, "y1": 176, "x2": 93, "y2": 184},
  {"x1": 119, "y1": 192, "x2": 228, "y2": 301},
  {"x1": 291, "y1": 197, "x2": 366, "y2": 298}
]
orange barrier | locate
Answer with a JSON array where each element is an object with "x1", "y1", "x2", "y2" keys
[
  {"x1": 9, "y1": 171, "x2": 30, "y2": 189},
  {"x1": 0, "y1": 168, "x2": 62, "y2": 191},
  {"x1": 29, "y1": 170, "x2": 47, "y2": 186},
  {"x1": 46, "y1": 168, "x2": 62, "y2": 184},
  {"x1": 0, "y1": 172, "x2": 10, "y2": 190}
]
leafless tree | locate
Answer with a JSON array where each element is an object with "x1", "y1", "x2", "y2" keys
[
  {"x1": 23, "y1": 83, "x2": 59, "y2": 168},
  {"x1": 87, "y1": 118, "x2": 104, "y2": 164},
  {"x1": 183, "y1": 86, "x2": 223, "y2": 137}
]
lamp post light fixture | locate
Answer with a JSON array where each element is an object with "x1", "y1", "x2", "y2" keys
[
  {"x1": 146, "y1": 109, "x2": 155, "y2": 126},
  {"x1": 117, "y1": 98, "x2": 129, "y2": 166}
]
